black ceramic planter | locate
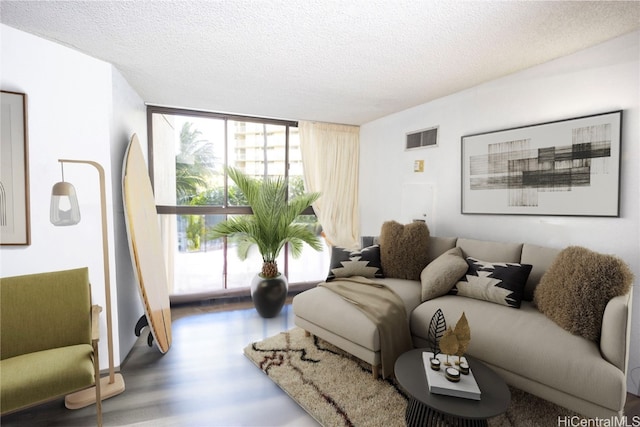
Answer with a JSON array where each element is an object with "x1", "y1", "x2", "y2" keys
[{"x1": 250, "y1": 273, "x2": 288, "y2": 318}]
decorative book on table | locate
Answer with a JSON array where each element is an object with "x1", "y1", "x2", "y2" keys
[{"x1": 422, "y1": 352, "x2": 481, "y2": 400}]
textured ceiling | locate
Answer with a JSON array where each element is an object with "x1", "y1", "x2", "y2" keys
[{"x1": 2, "y1": 1, "x2": 639, "y2": 125}]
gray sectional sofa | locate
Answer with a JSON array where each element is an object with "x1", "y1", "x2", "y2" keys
[{"x1": 292, "y1": 236, "x2": 633, "y2": 419}]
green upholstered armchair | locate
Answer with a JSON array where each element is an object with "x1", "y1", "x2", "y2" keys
[{"x1": 0, "y1": 267, "x2": 102, "y2": 426}]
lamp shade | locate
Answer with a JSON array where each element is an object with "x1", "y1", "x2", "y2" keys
[{"x1": 50, "y1": 181, "x2": 81, "y2": 226}]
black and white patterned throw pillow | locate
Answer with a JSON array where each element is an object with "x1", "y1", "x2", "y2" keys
[
  {"x1": 450, "y1": 257, "x2": 532, "y2": 308},
  {"x1": 326, "y1": 245, "x2": 384, "y2": 281}
]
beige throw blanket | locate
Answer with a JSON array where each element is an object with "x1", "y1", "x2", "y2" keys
[{"x1": 319, "y1": 276, "x2": 412, "y2": 378}]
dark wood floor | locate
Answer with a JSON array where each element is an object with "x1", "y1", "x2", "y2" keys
[
  {"x1": 628, "y1": 396, "x2": 640, "y2": 418},
  {"x1": 2, "y1": 299, "x2": 639, "y2": 426},
  {"x1": 2, "y1": 300, "x2": 318, "y2": 427}
]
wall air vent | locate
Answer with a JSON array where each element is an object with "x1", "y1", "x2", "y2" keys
[{"x1": 406, "y1": 126, "x2": 438, "y2": 150}]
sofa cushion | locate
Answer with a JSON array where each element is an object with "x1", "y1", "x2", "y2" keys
[
  {"x1": 379, "y1": 221, "x2": 430, "y2": 280},
  {"x1": 293, "y1": 278, "x2": 421, "y2": 352},
  {"x1": 533, "y1": 246, "x2": 634, "y2": 341},
  {"x1": 451, "y1": 257, "x2": 532, "y2": 308},
  {"x1": 520, "y1": 244, "x2": 561, "y2": 301},
  {"x1": 326, "y1": 245, "x2": 384, "y2": 281},
  {"x1": 456, "y1": 238, "x2": 522, "y2": 263},
  {"x1": 420, "y1": 247, "x2": 468, "y2": 302},
  {"x1": 411, "y1": 296, "x2": 625, "y2": 412},
  {"x1": 0, "y1": 344, "x2": 95, "y2": 414}
]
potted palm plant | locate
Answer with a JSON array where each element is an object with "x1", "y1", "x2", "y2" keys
[{"x1": 209, "y1": 167, "x2": 323, "y2": 317}]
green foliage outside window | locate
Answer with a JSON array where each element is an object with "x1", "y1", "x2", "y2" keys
[{"x1": 177, "y1": 122, "x2": 320, "y2": 252}]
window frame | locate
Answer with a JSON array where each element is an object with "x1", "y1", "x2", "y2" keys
[{"x1": 146, "y1": 105, "x2": 318, "y2": 296}]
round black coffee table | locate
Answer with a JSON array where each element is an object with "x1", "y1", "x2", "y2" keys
[{"x1": 395, "y1": 349, "x2": 510, "y2": 426}]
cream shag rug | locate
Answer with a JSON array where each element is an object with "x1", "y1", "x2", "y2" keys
[{"x1": 244, "y1": 328, "x2": 581, "y2": 427}]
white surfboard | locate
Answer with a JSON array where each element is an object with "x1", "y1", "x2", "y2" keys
[{"x1": 122, "y1": 134, "x2": 172, "y2": 353}]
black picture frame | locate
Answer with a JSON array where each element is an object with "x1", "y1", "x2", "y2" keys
[{"x1": 461, "y1": 110, "x2": 622, "y2": 217}]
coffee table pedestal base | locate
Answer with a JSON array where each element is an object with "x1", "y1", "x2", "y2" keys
[{"x1": 406, "y1": 397, "x2": 488, "y2": 427}]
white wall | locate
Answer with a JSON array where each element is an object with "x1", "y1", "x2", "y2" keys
[
  {"x1": 110, "y1": 67, "x2": 147, "y2": 362},
  {"x1": 0, "y1": 24, "x2": 147, "y2": 369},
  {"x1": 360, "y1": 31, "x2": 640, "y2": 395}
]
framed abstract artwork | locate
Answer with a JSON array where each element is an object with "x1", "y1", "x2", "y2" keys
[
  {"x1": 1, "y1": 91, "x2": 30, "y2": 245},
  {"x1": 461, "y1": 111, "x2": 622, "y2": 217}
]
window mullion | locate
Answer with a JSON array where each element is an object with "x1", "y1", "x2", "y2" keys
[{"x1": 223, "y1": 117, "x2": 229, "y2": 290}]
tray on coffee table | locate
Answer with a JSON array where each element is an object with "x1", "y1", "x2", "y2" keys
[{"x1": 422, "y1": 352, "x2": 481, "y2": 400}]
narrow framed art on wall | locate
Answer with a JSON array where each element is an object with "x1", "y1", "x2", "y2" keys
[
  {"x1": 461, "y1": 110, "x2": 622, "y2": 217},
  {"x1": 0, "y1": 90, "x2": 30, "y2": 245}
]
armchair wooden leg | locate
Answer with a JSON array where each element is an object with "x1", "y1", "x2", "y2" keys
[
  {"x1": 304, "y1": 330, "x2": 311, "y2": 337},
  {"x1": 372, "y1": 364, "x2": 379, "y2": 379},
  {"x1": 93, "y1": 342, "x2": 103, "y2": 427}
]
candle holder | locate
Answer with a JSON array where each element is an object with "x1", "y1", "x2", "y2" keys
[
  {"x1": 445, "y1": 367, "x2": 461, "y2": 382},
  {"x1": 430, "y1": 358, "x2": 441, "y2": 371}
]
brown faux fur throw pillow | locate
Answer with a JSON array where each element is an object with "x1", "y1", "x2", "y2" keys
[
  {"x1": 533, "y1": 246, "x2": 633, "y2": 342},
  {"x1": 379, "y1": 220, "x2": 430, "y2": 280}
]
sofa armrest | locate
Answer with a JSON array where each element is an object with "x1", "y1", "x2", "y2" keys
[
  {"x1": 91, "y1": 305, "x2": 102, "y2": 343},
  {"x1": 600, "y1": 290, "x2": 633, "y2": 372}
]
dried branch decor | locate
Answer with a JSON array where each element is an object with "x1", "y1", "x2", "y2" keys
[
  {"x1": 435, "y1": 312, "x2": 471, "y2": 366},
  {"x1": 454, "y1": 312, "x2": 471, "y2": 360},
  {"x1": 439, "y1": 328, "x2": 459, "y2": 366},
  {"x1": 427, "y1": 308, "x2": 447, "y2": 356}
]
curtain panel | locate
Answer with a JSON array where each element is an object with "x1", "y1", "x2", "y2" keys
[{"x1": 299, "y1": 121, "x2": 360, "y2": 250}]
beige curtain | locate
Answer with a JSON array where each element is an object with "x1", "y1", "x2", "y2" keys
[{"x1": 299, "y1": 121, "x2": 360, "y2": 250}]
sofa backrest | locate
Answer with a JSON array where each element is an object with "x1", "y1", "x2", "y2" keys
[
  {"x1": 426, "y1": 236, "x2": 457, "y2": 264},
  {"x1": 0, "y1": 267, "x2": 92, "y2": 360},
  {"x1": 378, "y1": 234, "x2": 562, "y2": 302},
  {"x1": 456, "y1": 238, "x2": 523, "y2": 263},
  {"x1": 520, "y1": 243, "x2": 562, "y2": 301}
]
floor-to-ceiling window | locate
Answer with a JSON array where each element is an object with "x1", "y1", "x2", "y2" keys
[{"x1": 147, "y1": 106, "x2": 330, "y2": 300}]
